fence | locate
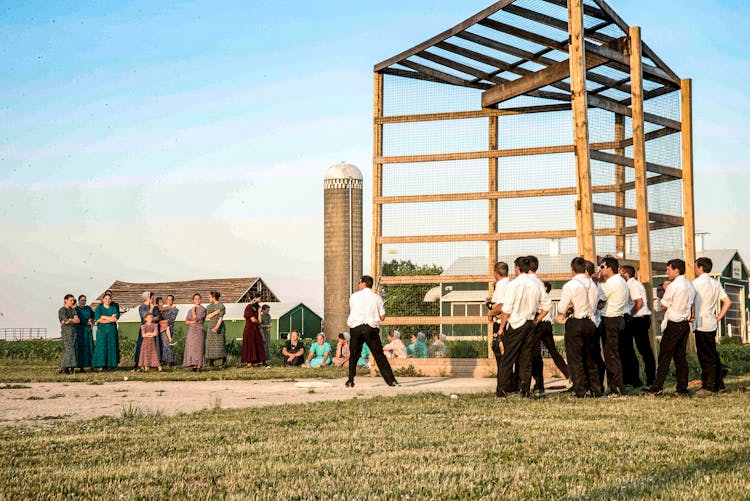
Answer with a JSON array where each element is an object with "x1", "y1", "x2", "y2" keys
[{"x1": 0, "y1": 328, "x2": 48, "y2": 341}]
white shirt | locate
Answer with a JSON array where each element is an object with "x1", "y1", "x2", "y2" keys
[
  {"x1": 593, "y1": 283, "x2": 605, "y2": 327},
  {"x1": 347, "y1": 288, "x2": 385, "y2": 329},
  {"x1": 693, "y1": 273, "x2": 729, "y2": 332},
  {"x1": 626, "y1": 277, "x2": 651, "y2": 317},
  {"x1": 491, "y1": 277, "x2": 510, "y2": 322},
  {"x1": 529, "y1": 273, "x2": 553, "y2": 323},
  {"x1": 558, "y1": 274, "x2": 596, "y2": 320},
  {"x1": 501, "y1": 274, "x2": 549, "y2": 330},
  {"x1": 661, "y1": 275, "x2": 696, "y2": 322},
  {"x1": 600, "y1": 273, "x2": 630, "y2": 317}
]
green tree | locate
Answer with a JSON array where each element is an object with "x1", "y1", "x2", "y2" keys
[{"x1": 381, "y1": 260, "x2": 442, "y2": 338}]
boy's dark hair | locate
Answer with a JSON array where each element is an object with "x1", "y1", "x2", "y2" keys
[
  {"x1": 544, "y1": 281, "x2": 552, "y2": 293},
  {"x1": 696, "y1": 257, "x2": 713, "y2": 273},
  {"x1": 361, "y1": 275, "x2": 374, "y2": 288},
  {"x1": 493, "y1": 261, "x2": 509, "y2": 277},
  {"x1": 584, "y1": 260, "x2": 596, "y2": 276},
  {"x1": 601, "y1": 256, "x2": 619, "y2": 273},
  {"x1": 155, "y1": 296, "x2": 163, "y2": 304},
  {"x1": 667, "y1": 259, "x2": 686, "y2": 275},
  {"x1": 211, "y1": 291, "x2": 221, "y2": 300},
  {"x1": 571, "y1": 257, "x2": 587, "y2": 274},
  {"x1": 167, "y1": 294, "x2": 175, "y2": 300},
  {"x1": 527, "y1": 255, "x2": 539, "y2": 272},
  {"x1": 261, "y1": 304, "x2": 270, "y2": 311},
  {"x1": 621, "y1": 265, "x2": 636, "y2": 278},
  {"x1": 64, "y1": 293, "x2": 75, "y2": 301},
  {"x1": 514, "y1": 256, "x2": 531, "y2": 274}
]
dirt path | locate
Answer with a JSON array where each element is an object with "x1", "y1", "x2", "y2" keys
[{"x1": 1, "y1": 376, "x2": 539, "y2": 425}]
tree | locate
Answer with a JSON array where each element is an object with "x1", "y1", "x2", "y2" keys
[{"x1": 381, "y1": 260, "x2": 442, "y2": 338}]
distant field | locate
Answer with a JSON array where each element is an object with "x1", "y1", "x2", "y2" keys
[{"x1": 2, "y1": 387, "x2": 749, "y2": 499}]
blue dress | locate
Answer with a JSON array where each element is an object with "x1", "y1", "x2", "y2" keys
[
  {"x1": 309, "y1": 341, "x2": 332, "y2": 368},
  {"x1": 74, "y1": 306, "x2": 95, "y2": 368}
]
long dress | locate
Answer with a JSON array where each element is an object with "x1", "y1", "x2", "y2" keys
[
  {"x1": 58, "y1": 307, "x2": 77, "y2": 369},
  {"x1": 309, "y1": 341, "x2": 332, "y2": 368},
  {"x1": 241, "y1": 303, "x2": 266, "y2": 364},
  {"x1": 92, "y1": 304, "x2": 120, "y2": 368},
  {"x1": 134, "y1": 304, "x2": 160, "y2": 367},
  {"x1": 74, "y1": 305, "x2": 95, "y2": 368},
  {"x1": 183, "y1": 306, "x2": 206, "y2": 367},
  {"x1": 138, "y1": 324, "x2": 161, "y2": 368},
  {"x1": 159, "y1": 306, "x2": 177, "y2": 365},
  {"x1": 204, "y1": 302, "x2": 227, "y2": 360}
]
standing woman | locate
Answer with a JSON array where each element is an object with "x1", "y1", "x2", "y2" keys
[
  {"x1": 58, "y1": 294, "x2": 79, "y2": 374},
  {"x1": 92, "y1": 292, "x2": 120, "y2": 370},
  {"x1": 241, "y1": 292, "x2": 267, "y2": 367},
  {"x1": 156, "y1": 296, "x2": 176, "y2": 367},
  {"x1": 135, "y1": 292, "x2": 158, "y2": 368},
  {"x1": 204, "y1": 291, "x2": 227, "y2": 367},
  {"x1": 183, "y1": 293, "x2": 207, "y2": 371},
  {"x1": 74, "y1": 295, "x2": 95, "y2": 371}
]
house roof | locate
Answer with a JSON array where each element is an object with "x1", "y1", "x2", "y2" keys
[
  {"x1": 118, "y1": 302, "x2": 320, "y2": 323},
  {"x1": 93, "y1": 277, "x2": 279, "y2": 309},
  {"x1": 375, "y1": 0, "x2": 680, "y2": 106}
]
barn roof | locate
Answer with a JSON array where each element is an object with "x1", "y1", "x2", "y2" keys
[{"x1": 92, "y1": 277, "x2": 280, "y2": 309}]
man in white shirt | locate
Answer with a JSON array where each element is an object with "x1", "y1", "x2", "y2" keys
[
  {"x1": 496, "y1": 257, "x2": 550, "y2": 397},
  {"x1": 487, "y1": 261, "x2": 511, "y2": 397},
  {"x1": 643, "y1": 259, "x2": 696, "y2": 396},
  {"x1": 585, "y1": 260, "x2": 606, "y2": 393},
  {"x1": 346, "y1": 275, "x2": 398, "y2": 388},
  {"x1": 598, "y1": 256, "x2": 629, "y2": 396},
  {"x1": 620, "y1": 265, "x2": 656, "y2": 387},
  {"x1": 693, "y1": 257, "x2": 732, "y2": 395},
  {"x1": 527, "y1": 256, "x2": 567, "y2": 396},
  {"x1": 559, "y1": 257, "x2": 602, "y2": 398}
]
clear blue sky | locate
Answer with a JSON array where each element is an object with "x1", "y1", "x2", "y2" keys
[{"x1": 0, "y1": 0, "x2": 748, "y2": 332}]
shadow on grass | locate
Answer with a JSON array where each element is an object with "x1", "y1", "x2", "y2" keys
[{"x1": 570, "y1": 445, "x2": 750, "y2": 500}]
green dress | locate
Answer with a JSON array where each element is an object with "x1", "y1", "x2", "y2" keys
[
  {"x1": 74, "y1": 306, "x2": 94, "y2": 368},
  {"x1": 92, "y1": 304, "x2": 120, "y2": 368},
  {"x1": 407, "y1": 340, "x2": 429, "y2": 358},
  {"x1": 204, "y1": 302, "x2": 227, "y2": 360},
  {"x1": 58, "y1": 306, "x2": 77, "y2": 369},
  {"x1": 309, "y1": 341, "x2": 332, "y2": 368}
]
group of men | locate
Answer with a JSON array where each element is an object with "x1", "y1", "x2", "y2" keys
[{"x1": 488, "y1": 255, "x2": 732, "y2": 399}]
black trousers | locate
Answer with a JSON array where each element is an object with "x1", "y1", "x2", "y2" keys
[
  {"x1": 348, "y1": 324, "x2": 396, "y2": 385},
  {"x1": 591, "y1": 321, "x2": 606, "y2": 390},
  {"x1": 283, "y1": 355, "x2": 305, "y2": 367},
  {"x1": 619, "y1": 316, "x2": 641, "y2": 387},
  {"x1": 654, "y1": 320, "x2": 690, "y2": 393},
  {"x1": 493, "y1": 322, "x2": 519, "y2": 395},
  {"x1": 531, "y1": 321, "x2": 569, "y2": 390},
  {"x1": 623, "y1": 315, "x2": 656, "y2": 386},
  {"x1": 564, "y1": 318, "x2": 602, "y2": 398},
  {"x1": 498, "y1": 321, "x2": 534, "y2": 396},
  {"x1": 695, "y1": 329, "x2": 724, "y2": 391},
  {"x1": 603, "y1": 316, "x2": 625, "y2": 393}
]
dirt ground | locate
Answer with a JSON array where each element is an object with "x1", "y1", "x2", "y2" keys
[{"x1": 1, "y1": 376, "x2": 548, "y2": 425}]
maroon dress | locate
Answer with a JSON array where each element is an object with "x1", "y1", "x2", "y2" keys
[{"x1": 241, "y1": 302, "x2": 266, "y2": 363}]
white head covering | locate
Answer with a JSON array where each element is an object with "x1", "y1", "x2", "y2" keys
[
  {"x1": 142, "y1": 291, "x2": 151, "y2": 301},
  {"x1": 392, "y1": 330, "x2": 401, "y2": 339},
  {"x1": 417, "y1": 332, "x2": 426, "y2": 341},
  {"x1": 342, "y1": 332, "x2": 351, "y2": 342}
]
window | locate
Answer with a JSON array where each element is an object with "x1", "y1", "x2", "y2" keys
[{"x1": 451, "y1": 302, "x2": 487, "y2": 316}]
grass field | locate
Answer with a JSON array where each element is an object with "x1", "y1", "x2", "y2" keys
[{"x1": 2, "y1": 385, "x2": 750, "y2": 499}]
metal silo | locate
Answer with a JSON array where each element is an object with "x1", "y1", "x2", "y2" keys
[{"x1": 323, "y1": 162, "x2": 363, "y2": 340}]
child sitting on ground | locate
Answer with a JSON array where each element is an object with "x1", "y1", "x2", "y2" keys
[{"x1": 139, "y1": 313, "x2": 162, "y2": 372}]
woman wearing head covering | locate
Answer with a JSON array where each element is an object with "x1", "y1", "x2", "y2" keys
[
  {"x1": 306, "y1": 333, "x2": 332, "y2": 368},
  {"x1": 74, "y1": 294, "x2": 95, "y2": 371},
  {"x1": 92, "y1": 292, "x2": 120, "y2": 370},
  {"x1": 58, "y1": 294, "x2": 79, "y2": 374},
  {"x1": 429, "y1": 333, "x2": 448, "y2": 358},
  {"x1": 407, "y1": 332, "x2": 429, "y2": 358},
  {"x1": 332, "y1": 332, "x2": 351, "y2": 366},
  {"x1": 241, "y1": 293, "x2": 267, "y2": 367},
  {"x1": 134, "y1": 291, "x2": 159, "y2": 368},
  {"x1": 204, "y1": 291, "x2": 227, "y2": 367},
  {"x1": 155, "y1": 296, "x2": 175, "y2": 367},
  {"x1": 383, "y1": 330, "x2": 408, "y2": 359},
  {"x1": 183, "y1": 293, "x2": 207, "y2": 371}
]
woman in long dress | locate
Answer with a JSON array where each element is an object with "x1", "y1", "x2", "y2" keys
[
  {"x1": 58, "y1": 294, "x2": 79, "y2": 374},
  {"x1": 183, "y1": 293, "x2": 206, "y2": 371},
  {"x1": 92, "y1": 292, "x2": 120, "y2": 370},
  {"x1": 204, "y1": 291, "x2": 227, "y2": 367},
  {"x1": 74, "y1": 294, "x2": 95, "y2": 371},
  {"x1": 241, "y1": 292, "x2": 266, "y2": 367},
  {"x1": 156, "y1": 296, "x2": 175, "y2": 367}
]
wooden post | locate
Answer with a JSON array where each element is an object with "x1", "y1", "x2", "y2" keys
[
  {"x1": 488, "y1": 115, "x2": 498, "y2": 359},
  {"x1": 568, "y1": 0, "x2": 596, "y2": 262},
  {"x1": 614, "y1": 114, "x2": 626, "y2": 257},
  {"x1": 629, "y1": 27, "x2": 657, "y2": 350},
  {"x1": 681, "y1": 79, "x2": 696, "y2": 280},
  {"x1": 372, "y1": 72, "x2": 384, "y2": 280}
]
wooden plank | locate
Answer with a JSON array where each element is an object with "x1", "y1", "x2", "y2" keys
[
  {"x1": 381, "y1": 68, "x2": 460, "y2": 87},
  {"x1": 397, "y1": 59, "x2": 491, "y2": 89},
  {"x1": 588, "y1": 94, "x2": 682, "y2": 130},
  {"x1": 417, "y1": 50, "x2": 502, "y2": 83},
  {"x1": 504, "y1": 4, "x2": 614, "y2": 45},
  {"x1": 590, "y1": 0, "x2": 681, "y2": 84},
  {"x1": 378, "y1": 230, "x2": 578, "y2": 245},
  {"x1": 629, "y1": 27, "x2": 655, "y2": 327},
  {"x1": 543, "y1": 0, "x2": 607, "y2": 20},
  {"x1": 478, "y1": 17, "x2": 567, "y2": 51},
  {"x1": 381, "y1": 316, "x2": 490, "y2": 326},
  {"x1": 376, "y1": 104, "x2": 571, "y2": 124},
  {"x1": 488, "y1": 114, "x2": 499, "y2": 358},
  {"x1": 435, "y1": 40, "x2": 516, "y2": 72},
  {"x1": 372, "y1": 73, "x2": 384, "y2": 279},
  {"x1": 586, "y1": 43, "x2": 678, "y2": 87},
  {"x1": 569, "y1": 0, "x2": 596, "y2": 262},
  {"x1": 374, "y1": 0, "x2": 518, "y2": 72},
  {"x1": 482, "y1": 51, "x2": 609, "y2": 107},
  {"x1": 380, "y1": 275, "x2": 492, "y2": 285},
  {"x1": 589, "y1": 150, "x2": 682, "y2": 178},
  {"x1": 455, "y1": 31, "x2": 559, "y2": 66},
  {"x1": 614, "y1": 113, "x2": 626, "y2": 256},
  {"x1": 592, "y1": 203, "x2": 684, "y2": 227},
  {"x1": 376, "y1": 145, "x2": 575, "y2": 164},
  {"x1": 682, "y1": 78, "x2": 696, "y2": 280}
]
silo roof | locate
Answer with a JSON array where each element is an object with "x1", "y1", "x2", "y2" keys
[{"x1": 324, "y1": 162, "x2": 362, "y2": 181}]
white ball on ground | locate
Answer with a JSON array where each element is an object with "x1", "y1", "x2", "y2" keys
[
  {"x1": 123, "y1": 376, "x2": 128, "y2": 381},
  {"x1": 450, "y1": 394, "x2": 458, "y2": 400}
]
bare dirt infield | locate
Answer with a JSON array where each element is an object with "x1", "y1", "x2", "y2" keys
[{"x1": 0, "y1": 376, "x2": 506, "y2": 424}]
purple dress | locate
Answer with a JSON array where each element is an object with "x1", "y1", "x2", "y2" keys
[{"x1": 182, "y1": 305, "x2": 206, "y2": 367}]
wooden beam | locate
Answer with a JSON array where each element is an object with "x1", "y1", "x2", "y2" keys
[
  {"x1": 374, "y1": 0, "x2": 518, "y2": 72},
  {"x1": 417, "y1": 50, "x2": 502, "y2": 83},
  {"x1": 589, "y1": 150, "x2": 682, "y2": 178},
  {"x1": 482, "y1": 52, "x2": 609, "y2": 107},
  {"x1": 614, "y1": 113, "x2": 626, "y2": 256},
  {"x1": 380, "y1": 275, "x2": 492, "y2": 285},
  {"x1": 682, "y1": 78, "x2": 696, "y2": 280},
  {"x1": 488, "y1": 114, "x2": 498, "y2": 359},
  {"x1": 455, "y1": 31, "x2": 559, "y2": 67},
  {"x1": 504, "y1": 4, "x2": 614, "y2": 46},
  {"x1": 372, "y1": 73, "x2": 384, "y2": 279},
  {"x1": 376, "y1": 145, "x2": 575, "y2": 164},
  {"x1": 586, "y1": 43, "x2": 678, "y2": 87},
  {"x1": 378, "y1": 226, "x2": 631, "y2": 245},
  {"x1": 375, "y1": 104, "x2": 572, "y2": 124},
  {"x1": 588, "y1": 94, "x2": 681, "y2": 130},
  {"x1": 544, "y1": 0, "x2": 608, "y2": 20},
  {"x1": 478, "y1": 18, "x2": 567, "y2": 51},
  {"x1": 397, "y1": 59, "x2": 491, "y2": 89},
  {"x1": 381, "y1": 316, "x2": 490, "y2": 326},
  {"x1": 569, "y1": 0, "x2": 596, "y2": 262},
  {"x1": 592, "y1": 203, "x2": 684, "y2": 227}
]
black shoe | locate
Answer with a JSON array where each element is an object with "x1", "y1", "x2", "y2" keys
[
  {"x1": 641, "y1": 386, "x2": 663, "y2": 396},
  {"x1": 533, "y1": 388, "x2": 545, "y2": 397},
  {"x1": 387, "y1": 380, "x2": 400, "y2": 387},
  {"x1": 345, "y1": 381, "x2": 354, "y2": 388},
  {"x1": 675, "y1": 390, "x2": 691, "y2": 398},
  {"x1": 495, "y1": 391, "x2": 507, "y2": 399}
]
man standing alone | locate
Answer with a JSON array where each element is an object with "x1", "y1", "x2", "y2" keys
[
  {"x1": 693, "y1": 257, "x2": 732, "y2": 396},
  {"x1": 346, "y1": 275, "x2": 399, "y2": 388}
]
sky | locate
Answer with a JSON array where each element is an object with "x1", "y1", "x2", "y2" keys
[{"x1": 1, "y1": 0, "x2": 748, "y2": 336}]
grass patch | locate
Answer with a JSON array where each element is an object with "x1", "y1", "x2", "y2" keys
[
  {"x1": 0, "y1": 384, "x2": 31, "y2": 389},
  {"x1": 1, "y1": 391, "x2": 749, "y2": 498}
]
